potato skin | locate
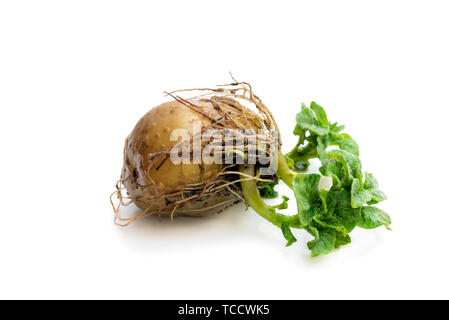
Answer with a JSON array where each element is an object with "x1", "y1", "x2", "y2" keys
[{"x1": 121, "y1": 99, "x2": 260, "y2": 216}]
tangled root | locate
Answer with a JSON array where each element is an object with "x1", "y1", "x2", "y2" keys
[{"x1": 111, "y1": 78, "x2": 280, "y2": 226}]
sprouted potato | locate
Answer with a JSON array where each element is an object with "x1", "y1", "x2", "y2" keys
[{"x1": 111, "y1": 79, "x2": 392, "y2": 257}]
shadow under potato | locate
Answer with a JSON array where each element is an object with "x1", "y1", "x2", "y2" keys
[{"x1": 113, "y1": 202, "x2": 285, "y2": 253}]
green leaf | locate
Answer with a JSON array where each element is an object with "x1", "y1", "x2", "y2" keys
[
  {"x1": 351, "y1": 179, "x2": 373, "y2": 208},
  {"x1": 296, "y1": 105, "x2": 330, "y2": 136},
  {"x1": 327, "y1": 149, "x2": 363, "y2": 184},
  {"x1": 334, "y1": 207, "x2": 361, "y2": 234},
  {"x1": 358, "y1": 206, "x2": 391, "y2": 230},
  {"x1": 350, "y1": 172, "x2": 388, "y2": 207},
  {"x1": 337, "y1": 133, "x2": 359, "y2": 156},
  {"x1": 364, "y1": 173, "x2": 387, "y2": 204},
  {"x1": 364, "y1": 172, "x2": 379, "y2": 189},
  {"x1": 368, "y1": 189, "x2": 387, "y2": 204},
  {"x1": 310, "y1": 101, "x2": 329, "y2": 126},
  {"x1": 259, "y1": 181, "x2": 279, "y2": 199},
  {"x1": 317, "y1": 137, "x2": 328, "y2": 173},
  {"x1": 313, "y1": 207, "x2": 360, "y2": 236},
  {"x1": 326, "y1": 159, "x2": 344, "y2": 189},
  {"x1": 330, "y1": 122, "x2": 345, "y2": 134},
  {"x1": 292, "y1": 174, "x2": 322, "y2": 226},
  {"x1": 273, "y1": 196, "x2": 289, "y2": 210},
  {"x1": 329, "y1": 173, "x2": 342, "y2": 190},
  {"x1": 318, "y1": 189, "x2": 329, "y2": 213},
  {"x1": 325, "y1": 189, "x2": 351, "y2": 211},
  {"x1": 307, "y1": 227, "x2": 336, "y2": 257},
  {"x1": 335, "y1": 233, "x2": 352, "y2": 248},
  {"x1": 281, "y1": 223, "x2": 297, "y2": 247},
  {"x1": 313, "y1": 215, "x2": 347, "y2": 235}
]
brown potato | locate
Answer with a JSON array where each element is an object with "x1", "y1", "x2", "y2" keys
[{"x1": 121, "y1": 98, "x2": 263, "y2": 217}]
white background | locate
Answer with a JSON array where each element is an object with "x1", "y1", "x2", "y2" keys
[{"x1": 1, "y1": 1, "x2": 448, "y2": 299}]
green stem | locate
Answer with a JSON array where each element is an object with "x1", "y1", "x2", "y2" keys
[
  {"x1": 286, "y1": 140, "x2": 302, "y2": 159},
  {"x1": 276, "y1": 150, "x2": 296, "y2": 188},
  {"x1": 286, "y1": 143, "x2": 318, "y2": 173},
  {"x1": 286, "y1": 141, "x2": 317, "y2": 160},
  {"x1": 239, "y1": 165, "x2": 301, "y2": 228}
]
